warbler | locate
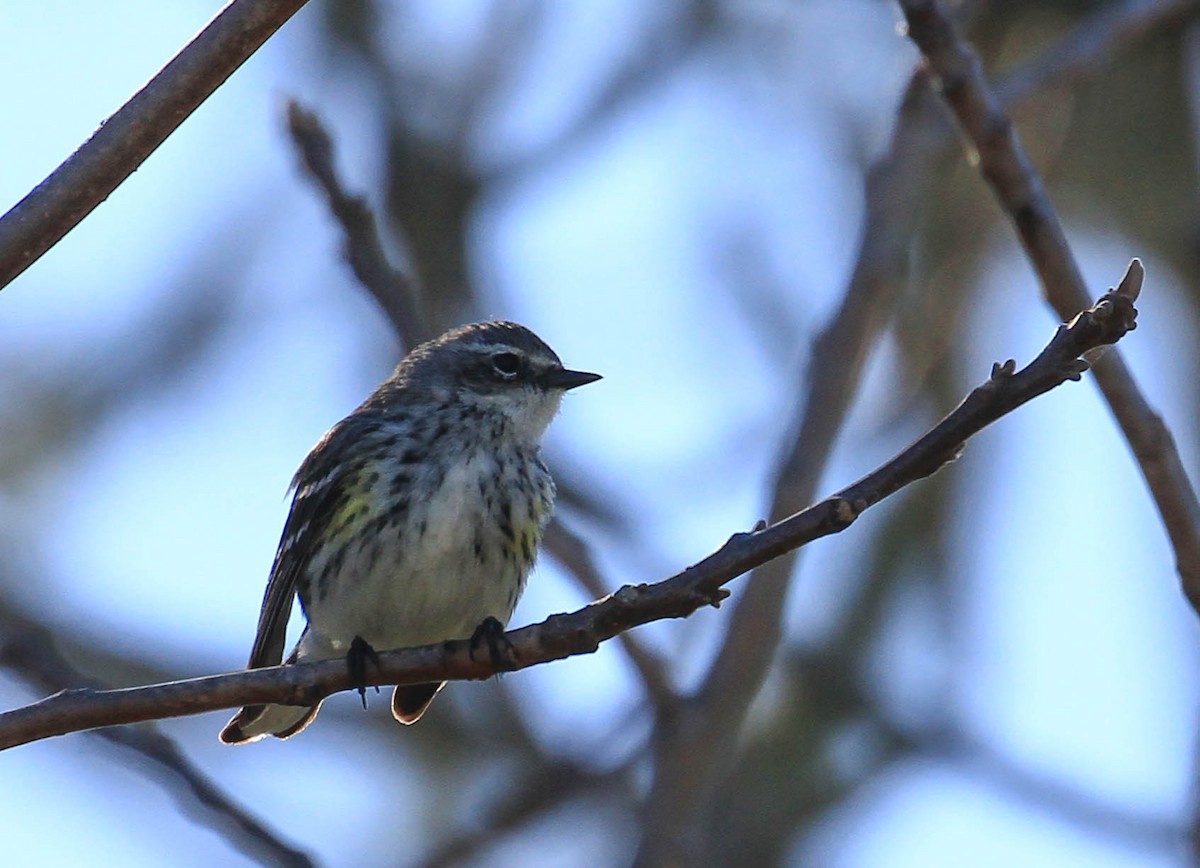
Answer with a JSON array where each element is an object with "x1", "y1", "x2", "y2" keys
[{"x1": 220, "y1": 321, "x2": 600, "y2": 744}]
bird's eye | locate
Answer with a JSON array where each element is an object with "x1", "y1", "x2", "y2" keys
[{"x1": 491, "y1": 351, "x2": 521, "y2": 378}]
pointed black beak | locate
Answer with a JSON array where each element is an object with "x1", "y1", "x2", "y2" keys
[{"x1": 543, "y1": 368, "x2": 602, "y2": 391}]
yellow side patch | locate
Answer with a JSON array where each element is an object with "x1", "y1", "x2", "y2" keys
[{"x1": 326, "y1": 482, "x2": 373, "y2": 543}]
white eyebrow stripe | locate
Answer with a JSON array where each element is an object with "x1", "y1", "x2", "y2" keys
[{"x1": 462, "y1": 341, "x2": 521, "y2": 354}]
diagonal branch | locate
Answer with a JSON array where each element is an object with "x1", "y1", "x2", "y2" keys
[
  {"x1": 897, "y1": 0, "x2": 1200, "y2": 614},
  {"x1": 0, "y1": 0, "x2": 310, "y2": 290},
  {"x1": 0, "y1": 268, "x2": 1141, "y2": 750},
  {"x1": 284, "y1": 100, "x2": 429, "y2": 351},
  {"x1": 994, "y1": 0, "x2": 1200, "y2": 105}
]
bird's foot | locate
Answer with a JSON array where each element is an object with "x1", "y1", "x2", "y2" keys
[
  {"x1": 467, "y1": 616, "x2": 519, "y2": 672},
  {"x1": 347, "y1": 636, "x2": 382, "y2": 709}
]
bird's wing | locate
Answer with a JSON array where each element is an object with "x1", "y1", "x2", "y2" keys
[{"x1": 244, "y1": 424, "x2": 357, "y2": 669}]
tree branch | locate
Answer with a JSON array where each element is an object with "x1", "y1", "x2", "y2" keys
[
  {"x1": 994, "y1": 0, "x2": 1200, "y2": 105},
  {"x1": 284, "y1": 100, "x2": 429, "y2": 351},
  {"x1": 897, "y1": 0, "x2": 1200, "y2": 614},
  {"x1": 0, "y1": 268, "x2": 1141, "y2": 750},
  {"x1": 0, "y1": 0, "x2": 310, "y2": 290}
]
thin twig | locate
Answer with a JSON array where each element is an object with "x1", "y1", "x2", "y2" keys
[
  {"x1": 995, "y1": 0, "x2": 1200, "y2": 105},
  {"x1": 0, "y1": 0, "x2": 310, "y2": 290},
  {"x1": 418, "y1": 760, "x2": 629, "y2": 868},
  {"x1": 0, "y1": 271, "x2": 1140, "y2": 749},
  {"x1": 284, "y1": 100, "x2": 428, "y2": 351},
  {"x1": 898, "y1": 0, "x2": 1200, "y2": 615}
]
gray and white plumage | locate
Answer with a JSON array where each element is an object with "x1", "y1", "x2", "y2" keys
[{"x1": 221, "y1": 321, "x2": 599, "y2": 744}]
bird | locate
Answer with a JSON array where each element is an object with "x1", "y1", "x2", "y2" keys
[{"x1": 220, "y1": 321, "x2": 600, "y2": 743}]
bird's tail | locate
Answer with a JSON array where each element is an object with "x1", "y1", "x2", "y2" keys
[
  {"x1": 391, "y1": 682, "x2": 445, "y2": 724},
  {"x1": 220, "y1": 628, "x2": 326, "y2": 744},
  {"x1": 219, "y1": 701, "x2": 321, "y2": 744}
]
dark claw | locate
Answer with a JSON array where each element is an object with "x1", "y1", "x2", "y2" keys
[
  {"x1": 347, "y1": 636, "x2": 382, "y2": 709},
  {"x1": 468, "y1": 616, "x2": 518, "y2": 672}
]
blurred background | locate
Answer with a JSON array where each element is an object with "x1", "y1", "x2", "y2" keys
[{"x1": 1, "y1": 0, "x2": 1198, "y2": 865}]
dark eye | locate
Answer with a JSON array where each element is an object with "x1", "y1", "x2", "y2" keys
[{"x1": 491, "y1": 351, "x2": 521, "y2": 378}]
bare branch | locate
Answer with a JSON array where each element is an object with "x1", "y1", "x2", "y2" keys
[
  {"x1": 995, "y1": 0, "x2": 1200, "y2": 105},
  {"x1": 0, "y1": 274, "x2": 1139, "y2": 749},
  {"x1": 0, "y1": 0, "x2": 310, "y2": 290},
  {"x1": 897, "y1": 0, "x2": 1200, "y2": 615},
  {"x1": 284, "y1": 100, "x2": 429, "y2": 351}
]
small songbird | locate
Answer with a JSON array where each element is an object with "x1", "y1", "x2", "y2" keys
[{"x1": 220, "y1": 321, "x2": 600, "y2": 743}]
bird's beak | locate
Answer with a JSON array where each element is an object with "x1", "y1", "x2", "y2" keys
[{"x1": 543, "y1": 368, "x2": 602, "y2": 391}]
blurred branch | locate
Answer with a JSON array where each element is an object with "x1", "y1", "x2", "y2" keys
[
  {"x1": 898, "y1": 0, "x2": 1200, "y2": 616},
  {"x1": 910, "y1": 723, "x2": 1189, "y2": 854},
  {"x1": 542, "y1": 521, "x2": 674, "y2": 709},
  {"x1": 285, "y1": 100, "x2": 429, "y2": 350},
  {"x1": 0, "y1": 611, "x2": 313, "y2": 867},
  {"x1": 412, "y1": 672, "x2": 637, "y2": 868},
  {"x1": 418, "y1": 760, "x2": 629, "y2": 868},
  {"x1": 641, "y1": 2, "x2": 1200, "y2": 858},
  {"x1": 0, "y1": 272, "x2": 1141, "y2": 749},
  {"x1": 995, "y1": 0, "x2": 1200, "y2": 104},
  {"x1": 639, "y1": 71, "x2": 949, "y2": 863},
  {"x1": 491, "y1": 1, "x2": 718, "y2": 180},
  {"x1": 322, "y1": 0, "x2": 714, "y2": 327},
  {"x1": 445, "y1": 2, "x2": 544, "y2": 145},
  {"x1": 790, "y1": 648, "x2": 1188, "y2": 857},
  {"x1": 0, "y1": 0, "x2": 310, "y2": 290}
]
